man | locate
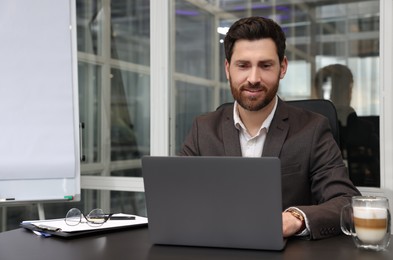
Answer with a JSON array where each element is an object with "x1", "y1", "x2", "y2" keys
[{"x1": 180, "y1": 17, "x2": 361, "y2": 240}]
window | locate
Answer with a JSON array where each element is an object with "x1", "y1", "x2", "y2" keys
[{"x1": 173, "y1": 0, "x2": 381, "y2": 188}]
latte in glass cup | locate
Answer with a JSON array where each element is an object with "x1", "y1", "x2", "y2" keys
[{"x1": 353, "y1": 206, "x2": 388, "y2": 244}]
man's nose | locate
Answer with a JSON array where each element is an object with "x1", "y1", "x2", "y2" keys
[{"x1": 247, "y1": 67, "x2": 260, "y2": 86}]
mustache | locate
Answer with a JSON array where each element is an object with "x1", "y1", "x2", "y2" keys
[{"x1": 240, "y1": 82, "x2": 265, "y2": 91}]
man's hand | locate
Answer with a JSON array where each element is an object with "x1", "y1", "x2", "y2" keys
[{"x1": 282, "y1": 211, "x2": 304, "y2": 238}]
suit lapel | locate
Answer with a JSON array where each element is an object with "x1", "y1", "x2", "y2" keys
[
  {"x1": 220, "y1": 105, "x2": 242, "y2": 156},
  {"x1": 262, "y1": 99, "x2": 289, "y2": 157},
  {"x1": 219, "y1": 100, "x2": 289, "y2": 157}
]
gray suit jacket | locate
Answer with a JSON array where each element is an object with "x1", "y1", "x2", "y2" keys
[{"x1": 180, "y1": 98, "x2": 361, "y2": 240}]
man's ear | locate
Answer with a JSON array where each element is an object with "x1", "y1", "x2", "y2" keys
[
  {"x1": 225, "y1": 59, "x2": 230, "y2": 80},
  {"x1": 280, "y1": 56, "x2": 288, "y2": 79}
]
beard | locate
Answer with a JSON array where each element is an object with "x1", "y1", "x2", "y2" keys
[{"x1": 229, "y1": 75, "x2": 280, "y2": 112}]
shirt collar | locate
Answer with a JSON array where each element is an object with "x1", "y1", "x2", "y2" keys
[{"x1": 233, "y1": 96, "x2": 278, "y2": 133}]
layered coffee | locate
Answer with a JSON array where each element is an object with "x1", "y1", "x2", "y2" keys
[{"x1": 353, "y1": 207, "x2": 388, "y2": 244}]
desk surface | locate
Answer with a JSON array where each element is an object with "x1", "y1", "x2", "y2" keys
[{"x1": 0, "y1": 227, "x2": 392, "y2": 260}]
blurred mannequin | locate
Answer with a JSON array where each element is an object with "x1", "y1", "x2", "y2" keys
[
  {"x1": 314, "y1": 64, "x2": 380, "y2": 187},
  {"x1": 314, "y1": 64, "x2": 355, "y2": 127}
]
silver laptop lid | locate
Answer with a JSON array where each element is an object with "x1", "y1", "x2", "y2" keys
[{"x1": 142, "y1": 156, "x2": 285, "y2": 251}]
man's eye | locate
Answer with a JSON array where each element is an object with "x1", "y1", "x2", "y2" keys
[{"x1": 237, "y1": 63, "x2": 248, "y2": 68}]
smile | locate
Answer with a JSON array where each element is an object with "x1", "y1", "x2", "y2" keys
[{"x1": 243, "y1": 88, "x2": 263, "y2": 93}]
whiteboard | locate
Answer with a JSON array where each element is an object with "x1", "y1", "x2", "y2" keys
[{"x1": 0, "y1": 0, "x2": 80, "y2": 202}]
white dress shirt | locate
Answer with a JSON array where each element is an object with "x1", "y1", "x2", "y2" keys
[
  {"x1": 232, "y1": 96, "x2": 310, "y2": 237},
  {"x1": 233, "y1": 96, "x2": 278, "y2": 157}
]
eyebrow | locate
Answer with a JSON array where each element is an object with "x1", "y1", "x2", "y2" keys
[{"x1": 233, "y1": 59, "x2": 276, "y2": 64}]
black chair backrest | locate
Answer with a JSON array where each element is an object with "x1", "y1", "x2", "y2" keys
[
  {"x1": 216, "y1": 99, "x2": 340, "y2": 146},
  {"x1": 286, "y1": 99, "x2": 340, "y2": 146}
]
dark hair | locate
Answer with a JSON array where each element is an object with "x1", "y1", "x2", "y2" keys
[
  {"x1": 314, "y1": 64, "x2": 354, "y2": 105},
  {"x1": 224, "y1": 16, "x2": 286, "y2": 63}
]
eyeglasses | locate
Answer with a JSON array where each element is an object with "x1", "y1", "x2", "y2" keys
[{"x1": 64, "y1": 208, "x2": 134, "y2": 227}]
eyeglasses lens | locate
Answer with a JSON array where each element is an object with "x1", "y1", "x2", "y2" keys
[
  {"x1": 65, "y1": 208, "x2": 82, "y2": 226},
  {"x1": 86, "y1": 208, "x2": 106, "y2": 226}
]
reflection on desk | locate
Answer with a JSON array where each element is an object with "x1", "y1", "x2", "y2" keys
[{"x1": 0, "y1": 227, "x2": 392, "y2": 260}]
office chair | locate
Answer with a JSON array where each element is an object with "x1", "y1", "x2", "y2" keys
[
  {"x1": 217, "y1": 99, "x2": 340, "y2": 146},
  {"x1": 286, "y1": 99, "x2": 340, "y2": 146}
]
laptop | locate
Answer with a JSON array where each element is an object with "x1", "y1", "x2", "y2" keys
[{"x1": 142, "y1": 156, "x2": 286, "y2": 251}]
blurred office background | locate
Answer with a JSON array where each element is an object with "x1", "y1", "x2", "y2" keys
[{"x1": 0, "y1": 0, "x2": 387, "y2": 231}]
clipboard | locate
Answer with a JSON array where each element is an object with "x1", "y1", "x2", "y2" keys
[{"x1": 20, "y1": 214, "x2": 148, "y2": 238}]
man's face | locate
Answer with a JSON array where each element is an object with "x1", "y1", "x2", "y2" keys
[{"x1": 225, "y1": 39, "x2": 287, "y2": 111}]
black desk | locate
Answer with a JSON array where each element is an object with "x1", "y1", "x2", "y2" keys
[{"x1": 0, "y1": 227, "x2": 392, "y2": 260}]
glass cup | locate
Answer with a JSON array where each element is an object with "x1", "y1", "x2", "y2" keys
[{"x1": 341, "y1": 196, "x2": 391, "y2": 251}]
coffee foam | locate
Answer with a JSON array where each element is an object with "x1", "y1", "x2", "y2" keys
[{"x1": 353, "y1": 207, "x2": 387, "y2": 219}]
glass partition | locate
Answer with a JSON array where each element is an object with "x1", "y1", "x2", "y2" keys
[
  {"x1": 0, "y1": 0, "x2": 382, "y2": 233},
  {"x1": 78, "y1": 62, "x2": 101, "y2": 163}
]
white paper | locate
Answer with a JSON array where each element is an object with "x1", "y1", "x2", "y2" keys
[{"x1": 22, "y1": 214, "x2": 148, "y2": 233}]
